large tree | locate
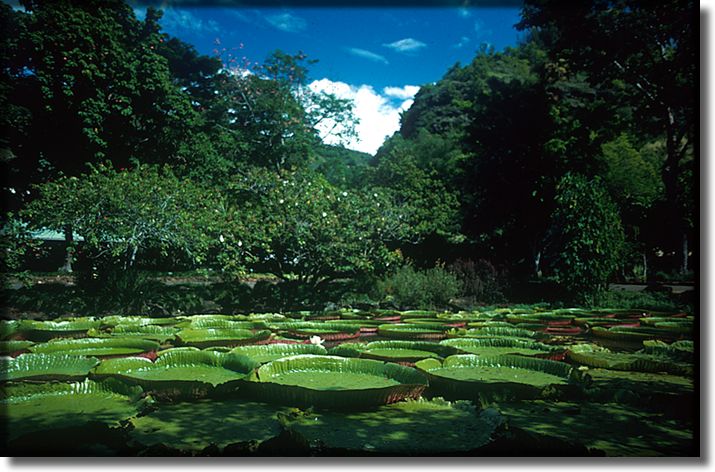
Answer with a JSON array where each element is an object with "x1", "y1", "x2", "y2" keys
[{"x1": 518, "y1": 0, "x2": 696, "y2": 272}]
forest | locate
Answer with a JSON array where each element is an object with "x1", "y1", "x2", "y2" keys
[{"x1": 0, "y1": 0, "x2": 699, "y2": 458}]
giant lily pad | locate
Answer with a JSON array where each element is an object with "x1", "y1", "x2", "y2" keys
[
  {"x1": 441, "y1": 337, "x2": 562, "y2": 357},
  {"x1": 464, "y1": 326, "x2": 549, "y2": 340},
  {"x1": 229, "y1": 343, "x2": 328, "y2": 363},
  {"x1": 18, "y1": 318, "x2": 102, "y2": 341},
  {"x1": 642, "y1": 340, "x2": 694, "y2": 362},
  {"x1": 176, "y1": 328, "x2": 272, "y2": 348},
  {"x1": 591, "y1": 326, "x2": 684, "y2": 342},
  {"x1": 283, "y1": 397, "x2": 502, "y2": 454},
  {"x1": 0, "y1": 340, "x2": 34, "y2": 355},
  {"x1": 329, "y1": 340, "x2": 459, "y2": 363},
  {"x1": 416, "y1": 354, "x2": 576, "y2": 401},
  {"x1": 271, "y1": 322, "x2": 361, "y2": 341},
  {"x1": 1, "y1": 378, "x2": 147, "y2": 442},
  {"x1": 29, "y1": 337, "x2": 159, "y2": 357},
  {"x1": 567, "y1": 343, "x2": 692, "y2": 376},
  {"x1": 90, "y1": 324, "x2": 179, "y2": 343},
  {"x1": 2, "y1": 353, "x2": 99, "y2": 381},
  {"x1": 377, "y1": 323, "x2": 450, "y2": 340},
  {"x1": 128, "y1": 399, "x2": 286, "y2": 452},
  {"x1": 92, "y1": 349, "x2": 258, "y2": 391},
  {"x1": 248, "y1": 354, "x2": 428, "y2": 409},
  {"x1": 99, "y1": 316, "x2": 178, "y2": 328}
]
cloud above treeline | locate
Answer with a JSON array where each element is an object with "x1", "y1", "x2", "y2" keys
[
  {"x1": 382, "y1": 38, "x2": 427, "y2": 53},
  {"x1": 347, "y1": 47, "x2": 389, "y2": 65},
  {"x1": 265, "y1": 12, "x2": 307, "y2": 33},
  {"x1": 308, "y1": 79, "x2": 420, "y2": 155}
]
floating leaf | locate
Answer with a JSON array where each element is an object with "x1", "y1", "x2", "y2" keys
[{"x1": 2, "y1": 353, "x2": 99, "y2": 381}]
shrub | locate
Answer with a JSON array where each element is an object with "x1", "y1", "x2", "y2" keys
[
  {"x1": 374, "y1": 264, "x2": 462, "y2": 309},
  {"x1": 448, "y1": 258, "x2": 507, "y2": 303}
]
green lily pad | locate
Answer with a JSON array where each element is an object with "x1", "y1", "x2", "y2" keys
[
  {"x1": 176, "y1": 328, "x2": 272, "y2": 348},
  {"x1": 284, "y1": 397, "x2": 502, "y2": 454},
  {"x1": 331, "y1": 340, "x2": 460, "y2": 363},
  {"x1": 441, "y1": 337, "x2": 561, "y2": 357},
  {"x1": 1, "y1": 320, "x2": 20, "y2": 339},
  {"x1": 93, "y1": 349, "x2": 258, "y2": 389},
  {"x1": 377, "y1": 323, "x2": 450, "y2": 340},
  {"x1": 416, "y1": 354, "x2": 576, "y2": 401},
  {"x1": 128, "y1": 399, "x2": 286, "y2": 452},
  {"x1": 29, "y1": 337, "x2": 159, "y2": 357},
  {"x1": 248, "y1": 354, "x2": 428, "y2": 409},
  {"x1": 0, "y1": 340, "x2": 34, "y2": 354},
  {"x1": 90, "y1": 324, "x2": 179, "y2": 343},
  {"x1": 2, "y1": 353, "x2": 99, "y2": 381},
  {"x1": 99, "y1": 316, "x2": 178, "y2": 328},
  {"x1": 642, "y1": 340, "x2": 694, "y2": 362},
  {"x1": 464, "y1": 326, "x2": 549, "y2": 340},
  {"x1": 591, "y1": 326, "x2": 685, "y2": 342},
  {"x1": 568, "y1": 344, "x2": 692, "y2": 376},
  {"x1": 229, "y1": 343, "x2": 328, "y2": 363},
  {"x1": 1, "y1": 378, "x2": 147, "y2": 442},
  {"x1": 176, "y1": 318, "x2": 268, "y2": 330},
  {"x1": 271, "y1": 322, "x2": 361, "y2": 341},
  {"x1": 18, "y1": 318, "x2": 102, "y2": 341}
]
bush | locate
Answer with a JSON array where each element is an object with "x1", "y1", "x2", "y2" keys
[
  {"x1": 448, "y1": 258, "x2": 507, "y2": 303},
  {"x1": 374, "y1": 264, "x2": 462, "y2": 309}
]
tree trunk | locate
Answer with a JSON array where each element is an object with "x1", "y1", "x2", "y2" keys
[
  {"x1": 681, "y1": 233, "x2": 688, "y2": 274},
  {"x1": 59, "y1": 224, "x2": 73, "y2": 273},
  {"x1": 642, "y1": 252, "x2": 647, "y2": 283},
  {"x1": 534, "y1": 250, "x2": 542, "y2": 278}
]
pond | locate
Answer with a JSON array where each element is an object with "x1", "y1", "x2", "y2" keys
[{"x1": 0, "y1": 307, "x2": 695, "y2": 456}]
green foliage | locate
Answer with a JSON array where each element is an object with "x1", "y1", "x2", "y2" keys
[
  {"x1": 0, "y1": 214, "x2": 45, "y2": 280},
  {"x1": 375, "y1": 264, "x2": 462, "y2": 309},
  {"x1": 220, "y1": 168, "x2": 411, "y2": 287},
  {"x1": 22, "y1": 163, "x2": 222, "y2": 269},
  {"x1": 547, "y1": 174, "x2": 625, "y2": 300},
  {"x1": 447, "y1": 259, "x2": 507, "y2": 303}
]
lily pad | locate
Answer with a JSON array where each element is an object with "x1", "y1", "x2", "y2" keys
[
  {"x1": 591, "y1": 326, "x2": 684, "y2": 342},
  {"x1": 0, "y1": 340, "x2": 34, "y2": 355},
  {"x1": 378, "y1": 323, "x2": 450, "y2": 340},
  {"x1": 567, "y1": 343, "x2": 692, "y2": 376},
  {"x1": 441, "y1": 337, "x2": 561, "y2": 357},
  {"x1": 272, "y1": 322, "x2": 361, "y2": 341},
  {"x1": 284, "y1": 397, "x2": 502, "y2": 454},
  {"x1": 248, "y1": 354, "x2": 428, "y2": 409},
  {"x1": 337, "y1": 340, "x2": 459, "y2": 363},
  {"x1": 176, "y1": 328, "x2": 272, "y2": 348},
  {"x1": 641, "y1": 340, "x2": 694, "y2": 362},
  {"x1": 464, "y1": 326, "x2": 549, "y2": 340},
  {"x1": 1, "y1": 378, "x2": 147, "y2": 442},
  {"x1": 29, "y1": 337, "x2": 159, "y2": 357},
  {"x1": 230, "y1": 343, "x2": 328, "y2": 363},
  {"x1": 2, "y1": 353, "x2": 100, "y2": 381},
  {"x1": 92, "y1": 349, "x2": 258, "y2": 390},
  {"x1": 416, "y1": 354, "x2": 576, "y2": 401},
  {"x1": 91, "y1": 324, "x2": 179, "y2": 343},
  {"x1": 18, "y1": 318, "x2": 102, "y2": 341},
  {"x1": 128, "y1": 399, "x2": 286, "y2": 452}
]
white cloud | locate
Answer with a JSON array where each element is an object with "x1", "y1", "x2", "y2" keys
[
  {"x1": 347, "y1": 48, "x2": 389, "y2": 65},
  {"x1": 474, "y1": 19, "x2": 494, "y2": 39},
  {"x1": 383, "y1": 85, "x2": 420, "y2": 100},
  {"x1": 265, "y1": 12, "x2": 307, "y2": 33},
  {"x1": 308, "y1": 78, "x2": 419, "y2": 155},
  {"x1": 458, "y1": 8, "x2": 471, "y2": 18},
  {"x1": 453, "y1": 36, "x2": 470, "y2": 48},
  {"x1": 382, "y1": 38, "x2": 427, "y2": 53},
  {"x1": 158, "y1": 8, "x2": 220, "y2": 35}
]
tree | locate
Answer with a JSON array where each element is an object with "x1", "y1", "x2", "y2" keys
[
  {"x1": 545, "y1": 173, "x2": 625, "y2": 301},
  {"x1": 518, "y1": 0, "x2": 696, "y2": 272},
  {"x1": 218, "y1": 168, "x2": 414, "y2": 289},
  {"x1": 211, "y1": 50, "x2": 357, "y2": 172},
  {"x1": 0, "y1": 1, "x2": 209, "y2": 204},
  {"x1": 21, "y1": 164, "x2": 223, "y2": 272}
]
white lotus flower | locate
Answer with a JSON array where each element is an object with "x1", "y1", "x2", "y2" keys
[{"x1": 309, "y1": 335, "x2": 324, "y2": 346}]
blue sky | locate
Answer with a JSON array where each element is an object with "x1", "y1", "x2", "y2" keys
[
  {"x1": 8, "y1": 1, "x2": 524, "y2": 154},
  {"x1": 136, "y1": 4, "x2": 523, "y2": 153}
]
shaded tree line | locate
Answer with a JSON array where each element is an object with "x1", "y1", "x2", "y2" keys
[{"x1": 0, "y1": 0, "x2": 696, "y2": 306}]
